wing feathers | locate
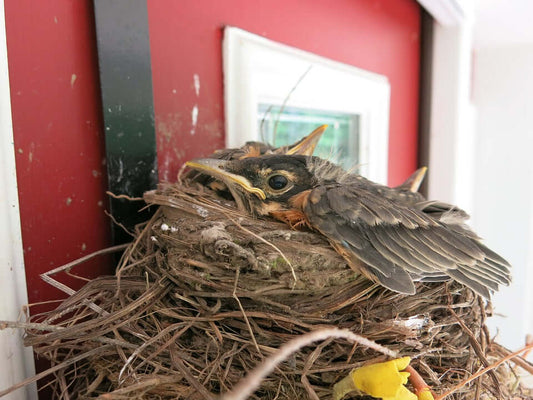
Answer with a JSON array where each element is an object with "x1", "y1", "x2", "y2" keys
[
  {"x1": 446, "y1": 270, "x2": 491, "y2": 298},
  {"x1": 305, "y1": 184, "x2": 511, "y2": 297}
]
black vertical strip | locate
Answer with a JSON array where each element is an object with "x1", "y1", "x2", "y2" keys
[
  {"x1": 418, "y1": 9, "x2": 434, "y2": 197},
  {"x1": 93, "y1": 0, "x2": 158, "y2": 244}
]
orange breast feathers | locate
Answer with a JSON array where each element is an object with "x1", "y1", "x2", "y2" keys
[{"x1": 268, "y1": 190, "x2": 312, "y2": 229}]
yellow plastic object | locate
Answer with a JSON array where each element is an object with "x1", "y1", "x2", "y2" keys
[
  {"x1": 416, "y1": 388, "x2": 435, "y2": 400},
  {"x1": 332, "y1": 357, "x2": 426, "y2": 400}
]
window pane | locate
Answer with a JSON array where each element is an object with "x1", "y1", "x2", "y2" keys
[{"x1": 258, "y1": 104, "x2": 360, "y2": 169}]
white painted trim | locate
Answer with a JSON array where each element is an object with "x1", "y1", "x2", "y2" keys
[
  {"x1": 223, "y1": 27, "x2": 390, "y2": 184},
  {"x1": 417, "y1": 0, "x2": 466, "y2": 26},
  {"x1": 425, "y1": 4, "x2": 532, "y2": 354},
  {"x1": 426, "y1": 18, "x2": 475, "y2": 211},
  {"x1": 0, "y1": 0, "x2": 37, "y2": 397}
]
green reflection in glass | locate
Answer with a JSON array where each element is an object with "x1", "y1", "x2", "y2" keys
[{"x1": 258, "y1": 104, "x2": 360, "y2": 169}]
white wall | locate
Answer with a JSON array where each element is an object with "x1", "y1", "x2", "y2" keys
[{"x1": 471, "y1": 44, "x2": 533, "y2": 350}]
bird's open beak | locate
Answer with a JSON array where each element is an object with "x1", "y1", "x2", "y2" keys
[
  {"x1": 285, "y1": 124, "x2": 328, "y2": 156},
  {"x1": 185, "y1": 158, "x2": 266, "y2": 200}
]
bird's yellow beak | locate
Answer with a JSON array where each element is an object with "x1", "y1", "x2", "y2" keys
[
  {"x1": 285, "y1": 124, "x2": 328, "y2": 156},
  {"x1": 185, "y1": 158, "x2": 266, "y2": 200}
]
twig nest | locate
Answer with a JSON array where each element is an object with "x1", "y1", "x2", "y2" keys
[{"x1": 11, "y1": 182, "x2": 531, "y2": 399}]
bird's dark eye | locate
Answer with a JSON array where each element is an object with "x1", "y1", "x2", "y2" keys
[{"x1": 268, "y1": 174, "x2": 288, "y2": 190}]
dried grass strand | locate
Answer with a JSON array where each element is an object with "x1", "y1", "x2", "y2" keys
[
  {"x1": 0, "y1": 345, "x2": 114, "y2": 397},
  {"x1": 435, "y1": 342, "x2": 533, "y2": 400},
  {"x1": 221, "y1": 327, "x2": 396, "y2": 400}
]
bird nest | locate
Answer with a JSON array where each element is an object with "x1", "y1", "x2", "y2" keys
[{"x1": 2, "y1": 182, "x2": 532, "y2": 399}]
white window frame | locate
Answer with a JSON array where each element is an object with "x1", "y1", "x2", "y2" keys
[
  {"x1": 0, "y1": 0, "x2": 37, "y2": 397},
  {"x1": 223, "y1": 27, "x2": 391, "y2": 184}
]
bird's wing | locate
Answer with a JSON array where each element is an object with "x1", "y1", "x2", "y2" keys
[{"x1": 303, "y1": 184, "x2": 511, "y2": 297}]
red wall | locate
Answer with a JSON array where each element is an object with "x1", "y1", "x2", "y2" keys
[
  {"x1": 5, "y1": 1, "x2": 112, "y2": 308},
  {"x1": 6, "y1": 0, "x2": 420, "y2": 308},
  {"x1": 147, "y1": 0, "x2": 421, "y2": 185}
]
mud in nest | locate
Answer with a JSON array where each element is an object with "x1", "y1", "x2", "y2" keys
[{"x1": 3, "y1": 183, "x2": 533, "y2": 399}]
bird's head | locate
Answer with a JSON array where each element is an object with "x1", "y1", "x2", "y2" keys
[{"x1": 186, "y1": 155, "x2": 320, "y2": 215}]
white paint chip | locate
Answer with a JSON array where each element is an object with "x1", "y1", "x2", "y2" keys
[
  {"x1": 190, "y1": 104, "x2": 198, "y2": 135},
  {"x1": 193, "y1": 73, "x2": 200, "y2": 96},
  {"x1": 117, "y1": 159, "x2": 124, "y2": 182}
]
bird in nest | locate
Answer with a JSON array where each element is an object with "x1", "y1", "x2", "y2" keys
[
  {"x1": 185, "y1": 132, "x2": 511, "y2": 299},
  {"x1": 183, "y1": 124, "x2": 328, "y2": 195}
]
